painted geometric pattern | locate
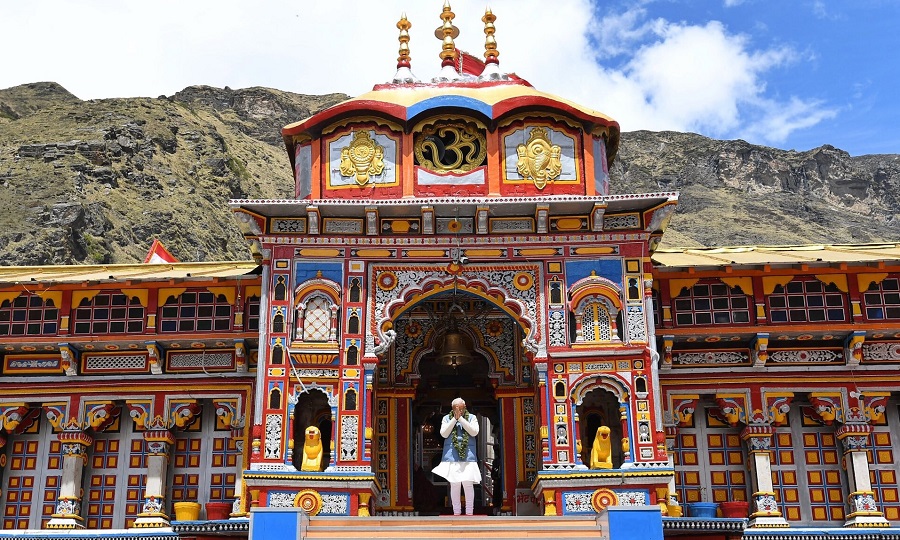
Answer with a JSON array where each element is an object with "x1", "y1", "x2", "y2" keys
[
  {"x1": 304, "y1": 296, "x2": 332, "y2": 341},
  {"x1": 85, "y1": 438, "x2": 120, "y2": 529},
  {"x1": 770, "y1": 429, "x2": 802, "y2": 522},
  {"x1": 125, "y1": 439, "x2": 148, "y2": 528},
  {"x1": 672, "y1": 431, "x2": 702, "y2": 504},
  {"x1": 171, "y1": 436, "x2": 203, "y2": 505},
  {"x1": 41, "y1": 440, "x2": 62, "y2": 528},
  {"x1": 802, "y1": 431, "x2": 844, "y2": 522},
  {"x1": 870, "y1": 429, "x2": 900, "y2": 521},
  {"x1": 3, "y1": 434, "x2": 62, "y2": 529},
  {"x1": 208, "y1": 436, "x2": 239, "y2": 501},
  {"x1": 707, "y1": 431, "x2": 748, "y2": 503}
]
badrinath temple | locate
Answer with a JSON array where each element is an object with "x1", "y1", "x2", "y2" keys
[{"x1": 2, "y1": 5, "x2": 900, "y2": 540}]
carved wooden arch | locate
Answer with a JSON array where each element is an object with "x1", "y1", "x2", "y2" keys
[
  {"x1": 571, "y1": 373, "x2": 630, "y2": 406},
  {"x1": 402, "y1": 319, "x2": 506, "y2": 383},
  {"x1": 371, "y1": 267, "x2": 541, "y2": 357},
  {"x1": 294, "y1": 276, "x2": 342, "y2": 343},
  {"x1": 568, "y1": 274, "x2": 624, "y2": 313},
  {"x1": 294, "y1": 276, "x2": 341, "y2": 307}
]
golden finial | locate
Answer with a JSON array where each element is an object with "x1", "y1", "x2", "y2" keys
[
  {"x1": 482, "y1": 8, "x2": 498, "y2": 65},
  {"x1": 436, "y1": 1, "x2": 460, "y2": 68},
  {"x1": 397, "y1": 14, "x2": 411, "y2": 68},
  {"x1": 393, "y1": 13, "x2": 418, "y2": 84}
]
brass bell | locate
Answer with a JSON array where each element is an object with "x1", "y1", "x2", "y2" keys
[{"x1": 438, "y1": 329, "x2": 472, "y2": 367}]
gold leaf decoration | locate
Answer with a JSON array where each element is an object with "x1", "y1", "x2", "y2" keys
[
  {"x1": 339, "y1": 131, "x2": 385, "y2": 185},
  {"x1": 516, "y1": 127, "x2": 562, "y2": 189}
]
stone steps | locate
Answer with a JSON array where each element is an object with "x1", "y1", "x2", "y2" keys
[{"x1": 303, "y1": 515, "x2": 605, "y2": 539}]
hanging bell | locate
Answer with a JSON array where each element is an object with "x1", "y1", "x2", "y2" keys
[{"x1": 438, "y1": 330, "x2": 472, "y2": 367}]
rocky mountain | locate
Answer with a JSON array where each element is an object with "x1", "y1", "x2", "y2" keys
[{"x1": 0, "y1": 82, "x2": 898, "y2": 266}]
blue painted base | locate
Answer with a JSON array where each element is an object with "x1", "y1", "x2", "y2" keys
[
  {"x1": 603, "y1": 506, "x2": 664, "y2": 540},
  {"x1": 250, "y1": 507, "x2": 307, "y2": 540}
]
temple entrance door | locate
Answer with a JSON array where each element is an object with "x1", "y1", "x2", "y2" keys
[{"x1": 411, "y1": 352, "x2": 498, "y2": 515}]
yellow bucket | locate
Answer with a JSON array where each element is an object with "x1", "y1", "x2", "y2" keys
[{"x1": 173, "y1": 502, "x2": 201, "y2": 521}]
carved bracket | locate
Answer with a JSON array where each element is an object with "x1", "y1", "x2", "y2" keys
[
  {"x1": 714, "y1": 394, "x2": 748, "y2": 427},
  {"x1": 669, "y1": 394, "x2": 700, "y2": 427},
  {"x1": 806, "y1": 393, "x2": 843, "y2": 426},
  {"x1": 764, "y1": 393, "x2": 794, "y2": 426}
]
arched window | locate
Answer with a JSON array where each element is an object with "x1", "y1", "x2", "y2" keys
[
  {"x1": 581, "y1": 300, "x2": 613, "y2": 342},
  {"x1": 346, "y1": 344, "x2": 359, "y2": 365},
  {"x1": 272, "y1": 308, "x2": 285, "y2": 333},
  {"x1": 348, "y1": 312, "x2": 360, "y2": 334},
  {"x1": 271, "y1": 341, "x2": 284, "y2": 365},
  {"x1": 349, "y1": 278, "x2": 362, "y2": 303},
  {"x1": 345, "y1": 388, "x2": 358, "y2": 411},
  {"x1": 274, "y1": 275, "x2": 287, "y2": 301},
  {"x1": 302, "y1": 295, "x2": 333, "y2": 342},
  {"x1": 269, "y1": 387, "x2": 281, "y2": 409}
]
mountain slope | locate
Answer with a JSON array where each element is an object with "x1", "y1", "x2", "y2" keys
[{"x1": 0, "y1": 83, "x2": 897, "y2": 266}]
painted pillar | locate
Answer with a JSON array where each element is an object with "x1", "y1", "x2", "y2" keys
[
  {"x1": 46, "y1": 430, "x2": 92, "y2": 529},
  {"x1": 741, "y1": 425, "x2": 788, "y2": 528},
  {"x1": 837, "y1": 424, "x2": 890, "y2": 527},
  {"x1": 131, "y1": 429, "x2": 175, "y2": 528}
]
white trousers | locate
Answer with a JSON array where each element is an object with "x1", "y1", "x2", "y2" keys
[{"x1": 450, "y1": 481, "x2": 475, "y2": 515}]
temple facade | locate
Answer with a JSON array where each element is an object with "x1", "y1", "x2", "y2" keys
[{"x1": 2, "y1": 5, "x2": 900, "y2": 540}]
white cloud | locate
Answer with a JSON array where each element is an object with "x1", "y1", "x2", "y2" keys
[{"x1": 0, "y1": 0, "x2": 835, "y2": 147}]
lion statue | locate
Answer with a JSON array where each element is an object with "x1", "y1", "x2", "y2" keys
[
  {"x1": 589, "y1": 425, "x2": 613, "y2": 469},
  {"x1": 300, "y1": 426, "x2": 324, "y2": 471}
]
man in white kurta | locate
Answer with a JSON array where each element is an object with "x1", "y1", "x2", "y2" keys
[{"x1": 432, "y1": 397, "x2": 481, "y2": 515}]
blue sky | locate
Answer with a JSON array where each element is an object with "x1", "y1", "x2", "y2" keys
[{"x1": 1, "y1": 0, "x2": 897, "y2": 156}]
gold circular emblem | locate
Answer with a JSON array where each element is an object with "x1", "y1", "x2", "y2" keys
[
  {"x1": 514, "y1": 272, "x2": 534, "y2": 291},
  {"x1": 377, "y1": 271, "x2": 397, "y2": 291},
  {"x1": 591, "y1": 488, "x2": 619, "y2": 512},
  {"x1": 294, "y1": 489, "x2": 323, "y2": 515}
]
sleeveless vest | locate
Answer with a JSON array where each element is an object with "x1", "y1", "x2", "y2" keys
[{"x1": 441, "y1": 414, "x2": 478, "y2": 462}]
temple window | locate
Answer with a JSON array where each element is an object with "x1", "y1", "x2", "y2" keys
[
  {"x1": 651, "y1": 288, "x2": 662, "y2": 328},
  {"x1": 346, "y1": 344, "x2": 359, "y2": 365},
  {"x1": 549, "y1": 281, "x2": 563, "y2": 306},
  {"x1": 0, "y1": 294, "x2": 59, "y2": 336},
  {"x1": 246, "y1": 295, "x2": 260, "y2": 331},
  {"x1": 73, "y1": 292, "x2": 145, "y2": 335},
  {"x1": 349, "y1": 278, "x2": 362, "y2": 303},
  {"x1": 348, "y1": 311, "x2": 360, "y2": 334},
  {"x1": 159, "y1": 291, "x2": 232, "y2": 332},
  {"x1": 768, "y1": 278, "x2": 847, "y2": 323},
  {"x1": 863, "y1": 276, "x2": 900, "y2": 320},
  {"x1": 572, "y1": 297, "x2": 619, "y2": 343},
  {"x1": 274, "y1": 275, "x2": 287, "y2": 301},
  {"x1": 673, "y1": 281, "x2": 751, "y2": 327},
  {"x1": 300, "y1": 294, "x2": 335, "y2": 342},
  {"x1": 272, "y1": 308, "x2": 285, "y2": 333}
]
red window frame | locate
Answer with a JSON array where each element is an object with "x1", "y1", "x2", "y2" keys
[
  {"x1": 0, "y1": 295, "x2": 59, "y2": 336},
  {"x1": 73, "y1": 292, "x2": 145, "y2": 335},
  {"x1": 768, "y1": 278, "x2": 847, "y2": 323},
  {"x1": 863, "y1": 276, "x2": 900, "y2": 321},
  {"x1": 246, "y1": 295, "x2": 260, "y2": 332},
  {"x1": 159, "y1": 291, "x2": 232, "y2": 333},
  {"x1": 672, "y1": 281, "x2": 752, "y2": 327}
]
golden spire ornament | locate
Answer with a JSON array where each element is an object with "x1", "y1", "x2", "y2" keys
[
  {"x1": 392, "y1": 13, "x2": 418, "y2": 84},
  {"x1": 435, "y1": 1, "x2": 460, "y2": 81},
  {"x1": 479, "y1": 7, "x2": 507, "y2": 81}
]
